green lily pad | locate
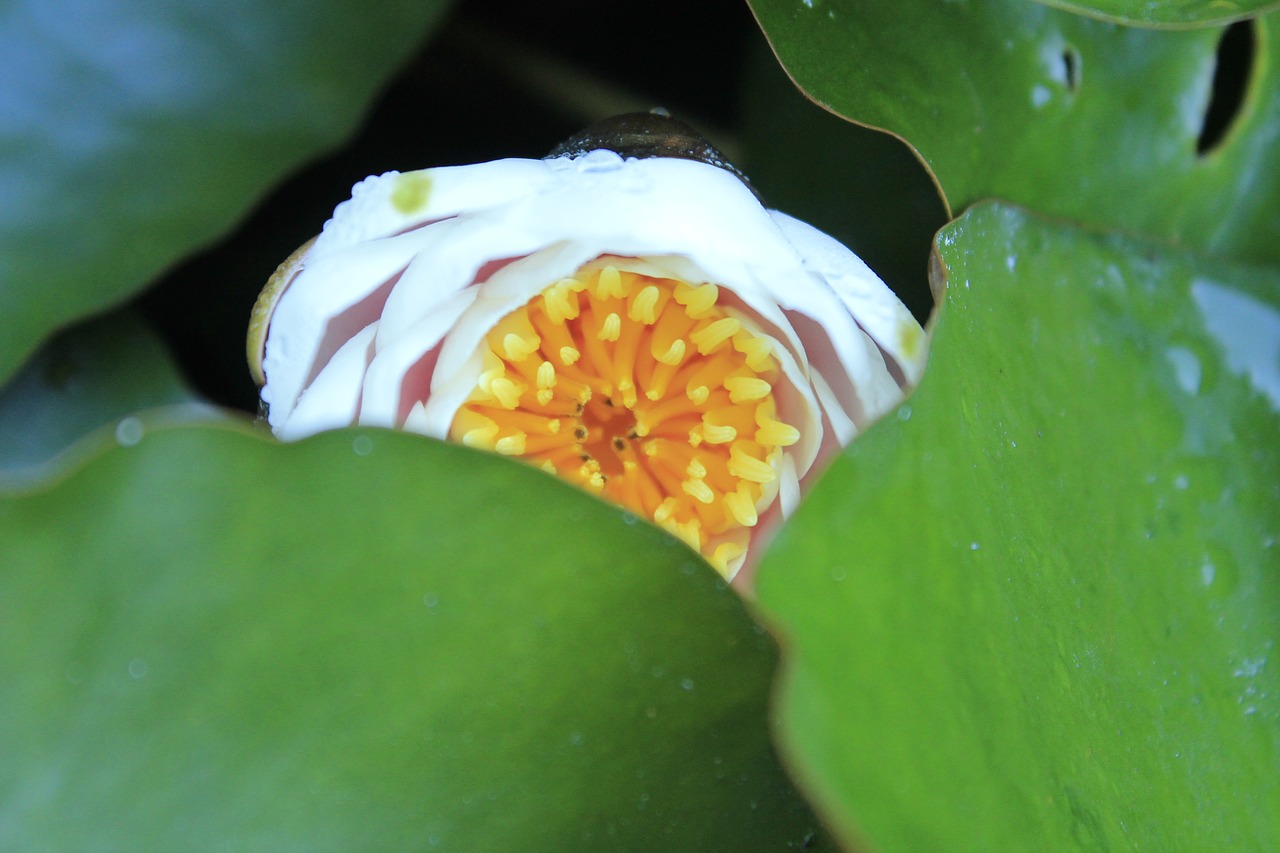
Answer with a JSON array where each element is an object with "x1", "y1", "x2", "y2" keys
[
  {"x1": 755, "y1": 202, "x2": 1279, "y2": 850},
  {"x1": 0, "y1": 425, "x2": 830, "y2": 850},
  {"x1": 0, "y1": 0, "x2": 451, "y2": 386},
  {"x1": 747, "y1": 0, "x2": 1280, "y2": 263},
  {"x1": 1031, "y1": 0, "x2": 1280, "y2": 28},
  {"x1": 0, "y1": 310, "x2": 215, "y2": 488}
]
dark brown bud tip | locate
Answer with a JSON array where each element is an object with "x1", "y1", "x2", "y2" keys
[{"x1": 547, "y1": 110, "x2": 759, "y2": 200}]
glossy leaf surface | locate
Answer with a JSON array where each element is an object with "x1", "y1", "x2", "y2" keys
[
  {"x1": 0, "y1": 0, "x2": 451, "y2": 384},
  {"x1": 1032, "y1": 0, "x2": 1280, "y2": 27},
  {"x1": 0, "y1": 426, "x2": 830, "y2": 850},
  {"x1": 748, "y1": 0, "x2": 1280, "y2": 263},
  {"x1": 0, "y1": 310, "x2": 212, "y2": 487},
  {"x1": 755, "y1": 202, "x2": 1280, "y2": 850}
]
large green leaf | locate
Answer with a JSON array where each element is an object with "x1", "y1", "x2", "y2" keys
[
  {"x1": 747, "y1": 0, "x2": 1280, "y2": 263},
  {"x1": 0, "y1": 0, "x2": 452, "y2": 386},
  {"x1": 0, "y1": 424, "x2": 830, "y2": 850},
  {"x1": 1031, "y1": 0, "x2": 1280, "y2": 27},
  {"x1": 755, "y1": 202, "x2": 1279, "y2": 849},
  {"x1": 0, "y1": 310, "x2": 213, "y2": 488}
]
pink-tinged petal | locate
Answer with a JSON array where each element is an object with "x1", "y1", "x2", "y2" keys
[
  {"x1": 262, "y1": 229, "x2": 434, "y2": 423},
  {"x1": 358, "y1": 290, "x2": 477, "y2": 430},
  {"x1": 769, "y1": 209, "x2": 929, "y2": 387},
  {"x1": 275, "y1": 324, "x2": 377, "y2": 441}
]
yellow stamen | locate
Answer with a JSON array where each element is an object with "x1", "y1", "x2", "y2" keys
[
  {"x1": 727, "y1": 443, "x2": 775, "y2": 483},
  {"x1": 674, "y1": 281, "x2": 718, "y2": 318},
  {"x1": 724, "y1": 486, "x2": 759, "y2": 527},
  {"x1": 710, "y1": 542, "x2": 746, "y2": 576},
  {"x1": 756, "y1": 414, "x2": 800, "y2": 447},
  {"x1": 700, "y1": 415, "x2": 737, "y2": 445},
  {"x1": 596, "y1": 265, "x2": 627, "y2": 299},
  {"x1": 447, "y1": 262, "x2": 800, "y2": 578},
  {"x1": 598, "y1": 312, "x2": 622, "y2": 342},
  {"x1": 724, "y1": 376, "x2": 772, "y2": 403},
  {"x1": 690, "y1": 318, "x2": 741, "y2": 355},
  {"x1": 489, "y1": 377, "x2": 523, "y2": 410},
  {"x1": 628, "y1": 285, "x2": 661, "y2": 324},
  {"x1": 495, "y1": 432, "x2": 527, "y2": 456},
  {"x1": 655, "y1": 338, "x2": 687, "y2": 367},
  {"x1": 682, "y1": 477, "x2": 715, "y2": 505},
  {"x1": 502, "y1": 332, "x2": 539, "y2": 362}
]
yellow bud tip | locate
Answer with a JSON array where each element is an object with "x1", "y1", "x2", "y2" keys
[
  {"x1": 724, "y1": 489, "x2": 758, "y2": 527},
  {"x1": 727, "y1": 443, "x2": 776, "y2": 484},
  {"x1": 598, "y1": 312, "x2": 622, "y2": 342},
  {"x1": 559, "y1": 346, "x2": 580, "y2": 366},
  {"x1": 674, "y1": 282, "x2": 719, "y2": 318},
  {"x1": 682, "y1": 477, "x2": 715, "y2": 505},
  {"x1": 495, "y1": 432, "x2": 527, "y2": 456},
  {"x1": 653, "y1": 497, "x2": 679, "y2": 524},
  {"x1": 756, "y1": 418, "x2": 800, "y2": 447},
  {"x1": 685, "y1": 458, "x2": 707, "y2": 479},
  {"x1": 690, "y1": 317, "x2": 741, "y2": 355},
  {"x1": 628, "y1": 285, "x2": 661, "y2": 324},
  {"x1": 502, "y1": 332, "x2": 539, "y2": 362},
  {"x1": 536, "y1": 360, "x2": 556, "y2": 389},
  {"x1": 700, "y1": 417, "x2": 737, "y2": 445},
  {"x1": 686, "y1": 384, "x2": 710, "y2": 405},
  {"x1": 725, "y1": 376, "x2": 772, "y2": 403},
  {"x1": 537, "y1": 388, "x2": 554, "y2": 405},
  {"x1": 655, "y1": 338, "x2": 687, "y2": 366},
  {"x1": 710, "y1": 542, "x2": 746, "y2": 577},
  {"x1": 595, "y1": 265, "x2": 624, "y2": 298},
  {"x1": 462, "y1": 421, "x2": 500, "y2": 449},
  {"x1": 489, "y1": 377, "x2": 523, "y2": 410}
]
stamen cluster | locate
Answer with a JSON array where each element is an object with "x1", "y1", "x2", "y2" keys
[{"x1": 449, "y1": 260, "x2": 799, "y2": 575}]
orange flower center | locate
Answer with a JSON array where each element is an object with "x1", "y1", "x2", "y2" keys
[{"x1": 448, "y1": 259, "x2": 799, "y2": 576}]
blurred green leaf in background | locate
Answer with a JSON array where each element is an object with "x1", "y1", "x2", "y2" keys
[{"x1": 2, "y1": 0, "x2": 1277, "y2": 849}]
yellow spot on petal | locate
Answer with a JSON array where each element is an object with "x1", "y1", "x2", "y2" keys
[{"x1": 389, "y1": 171, "x2": 433, "y2": 214}]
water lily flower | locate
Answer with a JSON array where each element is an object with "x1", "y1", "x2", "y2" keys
[{"x1": 247, "y1": 114, "x2": 927, "y2": 581}]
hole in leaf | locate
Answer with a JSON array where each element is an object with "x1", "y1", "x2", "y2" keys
[
  {"x1": 1197, "y1": 20, "x2": 1255, "y2": 156},
  {"x1": 1061, "y1": 47, "x2": 1080, "y2": 93}
]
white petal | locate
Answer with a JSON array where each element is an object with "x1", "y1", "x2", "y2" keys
[
  {"x1": 310, "y1": 159, "x2": 556, "y2": 261},
  {"x1": 358, "y1": 289, "x2": 477, "y2": 430},
  {"x1": 769, "y1": 209, "x2": 929, "y2": 386},
  {"x1": 261, "y1": 228, "x2": 434, "y2": 422},
  {"x1": 275, "y1": 323, "x2": 377, "y2": 441}
]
